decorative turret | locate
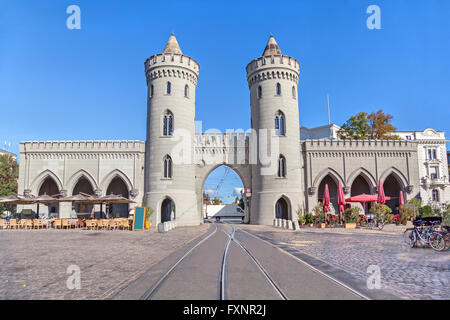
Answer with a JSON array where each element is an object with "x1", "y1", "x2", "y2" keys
[
  {"x1": 163, "y1": 33, "x2": 183, "y2": 55},
  {"x1": 262, "y1": 35, "x2": 282, "y2": 56},
  {"x1": 246, "y1": 35, "x2": 303, "y2": 226},
  {"x1": 143, "y1": 34, "x2": 200, "y2": 227}
]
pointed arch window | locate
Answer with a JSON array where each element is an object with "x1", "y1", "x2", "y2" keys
[
  {"x1": 257, "y1": 85, "x2": 262, "y2": 99},
  {"x1": 275, "y1": 111, "x2": 285, "y2": 136},
  {"x1": 166, "y1": 81, "x2": 171, "y2": 95},
  {"x1": 163, "y1": 155, "x2": 173, "y2": 179},
  {"x1": 163, "y1": 110, "x2": 174, "y2": 136},
  {"x1": 278, "y1": 155, "x2": 286, "y2": 178},
  {"x1": 276, "y1": 83, "x2": 281, "y2": 96},
  {"x1": 292, "y1": 86, "x2": 296, "y2": 99},
  {"x1": 184, "y1": 84, "x2": 189, "y2": 98}
]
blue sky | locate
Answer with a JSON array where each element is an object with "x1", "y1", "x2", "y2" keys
[{"x1": 1, "y1": 1, "x2": 449, "y2": 202}]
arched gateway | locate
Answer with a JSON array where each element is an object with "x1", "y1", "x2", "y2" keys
[{"x1": 17, "y1": 34, "x2": 423, "y2": 227}]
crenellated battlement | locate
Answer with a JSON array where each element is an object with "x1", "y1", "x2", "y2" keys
[
  {"x1": 145, "y1": 53, "x2": 199, "y2": 86},
  {"x1": 246, "y1": 55, "x2": 300, "y2": 88},
  {"x1": 20, "y1": 140, "x2": 146, "y2": 153},
  {"x1": 194, "y1": 132, "x2": 249, "y2": 148},
  {"x1": 302, "y1": 139, "x2": 417, "y2": 152}
]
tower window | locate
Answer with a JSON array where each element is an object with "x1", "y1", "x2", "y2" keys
[
  {"x1": 292, "y1": 86, "x2": 296, "y2": 99},
  {"x1": 184, "y1": 85, "x2": 189, "y2": 98},
  {"x1": 166, "y1": 82, "x2": 171, "y2": 95},
  {"x1": 163, "y1": 110, "x2": 174, "y2": 136},
  {"x1": 275, "y1": 111, "x2": 285, "y2": 136},
  {"x1": 150, "y1": 85, "x2": 154, "y2": 97},
  {"x1": 163, "y1": 155, "x2": 173, "y2": 179},
  {"x1": 276, "y1": 83, "x2": 281, "y2": 96},
  {"x1": 277, "y1": 155, "x2": 286, "y2": 178},
  {"x1": 258, "y1": 86, "x2": 262, "y2": 99}
]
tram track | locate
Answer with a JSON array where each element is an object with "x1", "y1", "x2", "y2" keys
[{"x1": 139, "y1": 221, "x2": 365, "y2": 300}]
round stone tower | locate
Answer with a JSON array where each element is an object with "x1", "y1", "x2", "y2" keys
[
  {"x1": 144, "y1": 34, "x2": 201, "y2": 226},
  {"x1": 246, "y1": 35, "x2": 302, "y2": 226}
]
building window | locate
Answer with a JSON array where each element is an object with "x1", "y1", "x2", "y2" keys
[
  {"x1": 166, "y1": 82, "x2": 171, "y2": 95},
  {"x1": 275, "y1": 111, "x2": 285, "y2": 136},
  {"x1": 277, "y1": 155, "x2": 286, "y2": 178},
  {"x1": 163, "y1": 155, "x2": 173, "y2": 178},
  {"x1": 258, "y1": 86, "x2": 262, "y2": 99},
  {"x1": 430, "y1": 167, "x2": 439, "y2": 180},
  {"x1": 276, "y1": 83, "x2": 281, "y2": 96},
  {"x1": 163, "y1": 110, "x2": 174, "y2": 136},
  {"x1": 184, "y1": 85, "x2": 189, "y2": 98},
  {"x1": 432, "y1": 189, "x2": 439, "y2": 202},
  {"x1": 150, "y1": 85, "x2": 154, "y2": 97},
  {"x1": 427, "y1": 148, "x2": 437, "y2": 160},
  {"x1": 292, "y1": 86, "x2": 296, "y2": 99}
]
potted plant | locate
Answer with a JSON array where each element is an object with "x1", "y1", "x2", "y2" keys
[
  {"x1": 298, "y1": 215, "x2": 305, "y2": 227},
  {"x1": 399, "y1": 204, "x2": 412, "y2": 225},
  {"x1": 296, "y1": 206, "x2": 305, "y2": 227},
  {"x1": 313, "y1": 202, "x2": 326, "y2": 228},
  {"x1": 370, "y1": 203, "x2": 392, "y2": 225},
  {"x1": 343, "y1": 207, "x2": 361, "y2": 229},
  {"x1": 304, "y1": 212, "x2": 314, "y2": 227},
  {"x1": 316, "y1": 212, "x2": 326, "y2": 228},
  {"x1": 144, "y1": 207, "x2": 154, "y2": 230}
]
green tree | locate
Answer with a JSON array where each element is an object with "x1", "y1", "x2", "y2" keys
[
  {"x1": 338, "y1": 112, "x2": 370, "y2": 140},
  {"x1": 338, "y1": 110, "x2": 401, "y2": 140},
  {"x1": 212, "y1": 197, "x2": 222, "y2": 205},
  {"x1": 0, "y1": 154, "x2": 18, "y2": 216}
]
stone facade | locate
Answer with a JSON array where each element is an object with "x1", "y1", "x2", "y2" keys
[
  {"x1": 16, "y1": 34, "x2": 448, "y2": 226},
  {"x1": 17, "y1": 141, "x2": 145, "y2": 218},
  {"x1": 396, "y1": 129, "x2": 450, "y2": 207}
]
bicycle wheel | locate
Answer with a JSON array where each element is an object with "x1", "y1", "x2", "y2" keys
[
  {"x1": 408, "y1": 230, "x2": 417, "y2": 248},
  {"x1": 403, "y1": 229, "x2": 414, "y2": 245},
  {"x1": 429, "y1": 233, "x2": 446, "y2": 252},
  {"x1": 377, "y1": 221, "x2": 384, "y2": 230}
]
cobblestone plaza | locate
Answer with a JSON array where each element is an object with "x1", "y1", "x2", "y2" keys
[{"x1": 0, "y1": 225, "x2": 447, "y2": 300}]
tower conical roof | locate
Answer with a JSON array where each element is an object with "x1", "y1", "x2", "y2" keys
[
  {"x1": 163, "y1": 33, "x2": 183, "y2": 55},
  {"x1": 262, "y1": 35, "x2": 282, "y2": 56}
]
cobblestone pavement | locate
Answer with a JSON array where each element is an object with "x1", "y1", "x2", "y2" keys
[
  {"x1": 240, "y1": 225, "x2": 450, "y2": 300},
  {"x1": 0, "y1": 225, "x2": 209, "y2": 299}
]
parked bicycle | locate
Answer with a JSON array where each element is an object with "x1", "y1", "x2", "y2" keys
[
  {"x1": 442, "y1": 225, "x2": 450, "y2": 251},
  {"x1": 403, "y1": 217, "x2": 446, "y2": 252},
  {"x1": 366, "y1": 213, "x2": 384, "y2": 230}
]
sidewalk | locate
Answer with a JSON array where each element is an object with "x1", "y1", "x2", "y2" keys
[{"x1": 297, "y1": 223, "x2": 411, "y2": 236}]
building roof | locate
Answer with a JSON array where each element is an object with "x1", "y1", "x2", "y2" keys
[
  {"x1": 262, "y1": 35, "x2": 282, "y2": 56},
  {"x1": 162, "y1": 33, "x2": 183, "y2": 55},
  {"x1": 0, "y1": 148, "x2": 16, "y2": 157}
]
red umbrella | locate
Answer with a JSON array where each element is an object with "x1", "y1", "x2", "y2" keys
[
  {"x1": 323, "y1": 184, "x2": 330, "y2": 213},
  {"x1": 399, "y1": 190, "x2": 404, "y2": 206},
  {"x1": 337, "y1": 181, "x2": 346, "y2": 222},
  {"x1": 345, "y1": 194, "x2": 391, "y2": 202},
  {"x1": 377, "y1": 180, "x2": 386, "y2": 204}
]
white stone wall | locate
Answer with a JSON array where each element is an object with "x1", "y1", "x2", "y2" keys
[
  {"x1": 397, "y1": 129, "x2": 450, "y2": 206},
  {"x1": 17, "y1": 141, "x2": 145, "y2": 218}
]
